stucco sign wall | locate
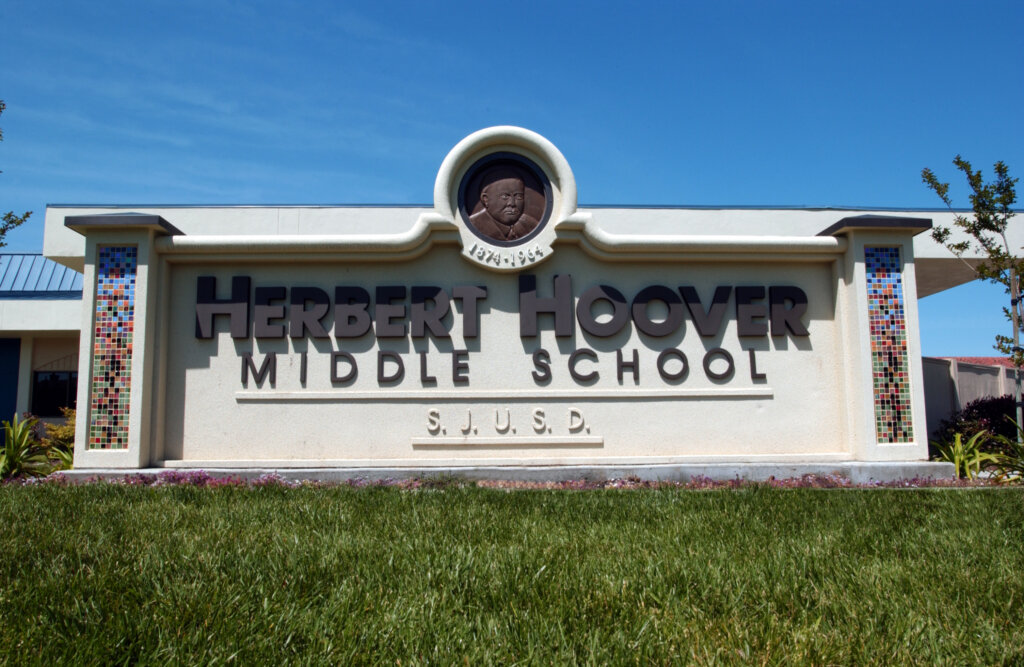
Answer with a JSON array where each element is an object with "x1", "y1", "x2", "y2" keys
[{"x1": 62, "y1": 127, "x2": 940, "y2": 476}]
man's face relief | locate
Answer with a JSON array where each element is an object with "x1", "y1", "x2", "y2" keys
[{"x1": 481, "y1": 177, "x2": 526, "y2": 225}]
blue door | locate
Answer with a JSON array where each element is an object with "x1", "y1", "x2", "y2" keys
[{"x1": 0, "y1": 338, "x2": 20, "y2": 420}]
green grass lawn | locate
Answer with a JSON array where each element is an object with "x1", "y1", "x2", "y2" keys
[{"x1": 1, "y1": 484, "x2": 1022, "y2": 664}]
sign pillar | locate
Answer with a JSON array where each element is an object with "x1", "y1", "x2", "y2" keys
[
  {"x1": 66, "y1": 214, "x2": 180, "y2": 468},
  {"x1": 820, "y1": 215, "x2": 932, "y2": 461}
]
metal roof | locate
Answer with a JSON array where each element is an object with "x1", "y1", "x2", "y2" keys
[{"x1": 0, "y1": 254, "x2": 83, "y2": 298}]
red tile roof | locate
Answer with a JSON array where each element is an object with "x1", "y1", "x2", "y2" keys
[{"x1": 941, "y1": 356, "x2": 1016, "y2": 368}]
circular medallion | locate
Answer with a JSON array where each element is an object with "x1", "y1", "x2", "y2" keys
[{"x1": 458, "y1": 153, "x2": 553, "y2": 247}]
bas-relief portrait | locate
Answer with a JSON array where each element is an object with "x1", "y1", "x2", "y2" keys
[{"x1": 461, "y1": 159, "x2": 549, "y2": 245}]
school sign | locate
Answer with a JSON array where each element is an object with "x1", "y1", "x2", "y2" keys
[{"x1": 49, "y1": 127, "x2": 953, "y2": 480}]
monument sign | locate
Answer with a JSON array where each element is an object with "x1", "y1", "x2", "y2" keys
[{"x1": 53, "y1": 127, "x2": 947, "y2": 480}]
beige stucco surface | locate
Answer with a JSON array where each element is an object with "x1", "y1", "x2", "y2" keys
[
  {"x1": 152, "y1": 245, "x2": 851, "y2": 466},
  {"x1": 0, "y1": 298, "x2": 81, "y2": 333},
  {"x1": 31, "y1": 337, "x2": 78, "y2": 370}
]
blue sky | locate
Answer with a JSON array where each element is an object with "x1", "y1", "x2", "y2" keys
[{"x1": 1, "y1": 0, "x2": 1021, "y2": 356}]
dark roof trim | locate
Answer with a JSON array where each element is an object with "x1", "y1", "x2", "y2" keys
[
  {"x1": 64, "y1": 212, "x2": 183, "y2": 236},
  {"x1": 0, "y1": 291, "x2": 82, "y2": 300},
  {"x1": 817, "y1": 214, "x2": 933, "y2": 238}
]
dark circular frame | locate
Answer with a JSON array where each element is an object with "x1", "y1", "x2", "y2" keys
[{"x1": 458, "y1": 152, "x2": 553, "y2": 247}]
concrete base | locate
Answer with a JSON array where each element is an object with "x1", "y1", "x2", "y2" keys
[{"x1": 60, "y1": 461, "x2": 956, "y2": 484}]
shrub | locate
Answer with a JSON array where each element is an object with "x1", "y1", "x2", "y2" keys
[
  {"x1": 991, "y1": 419, "x2": 1024, "y2": 482},
  {"x1": 42, "y1": 407, "x2": 75, "y2": 470},
  {"x1": 934, "y1": 394, "x2": 1017, "y2": 456}
]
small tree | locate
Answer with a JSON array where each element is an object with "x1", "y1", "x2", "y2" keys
[
  {"x1": 922, "y1": 156, "x2": 1020, "y2": 432},
  {"x1": 0, "y1": 100, "x2": 32, "y2": 248}
]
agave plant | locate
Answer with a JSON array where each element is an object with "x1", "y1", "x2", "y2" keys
[
  {"x1": 1, "y1": 414, "x2": 51, "y2": 479},
  {"x1": 47, "y1": 443, "x2": 74, "y2": 471},
  {"x1": 991, "y1": 419, "x2": 1024, "y2": 482},
  {"x1": 931, "y1": 431, "x2": 1000, "y2": 480}
]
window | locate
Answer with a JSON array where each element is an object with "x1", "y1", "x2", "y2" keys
[{"x1": 31, "y1": 371, "x2": 77, "y2": 417}]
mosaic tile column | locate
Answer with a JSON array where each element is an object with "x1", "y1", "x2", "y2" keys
[
  {"x1": 865, "y1": 247, "x2": 913, "y2": 443},
  {"x1": 89, "y1": 246, "x2": 138, "y2": 449}
]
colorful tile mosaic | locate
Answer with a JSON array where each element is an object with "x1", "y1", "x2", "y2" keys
[
  {"x1": 89, "y1": 246, "x2": 137, "y2": 449},
  {"x1": 865, "y1": 246, "x2": 913, "y2": 443}
]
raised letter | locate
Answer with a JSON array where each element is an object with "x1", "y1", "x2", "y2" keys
[
  {"x1": 680, "y1": 286, "x2": 731, "y2": 337},
  {"x1": 419, "y1": 351, "x2": 437, "y2": 385},
  {"x1": 703, "y1": 348, "x2": 735, "y2": 381},
  {"x1": 576, "y1": 285, "x2": 629, "y2": 337},
  {"x1": 519, "y1": 274, "x2": 574, "y2": 337},
  {"x1": 657, "y1": 348, "x2": 688, "y2": 381},
  {"x1": 411, "y1": 286, "x2": 451, "y2": 339},
  {"x1": 495, "y1": 409, "x2": 511, "y2": 433},
  {"x1": 532, "y1": 408, "x2": 546, "y2": 433},
  {"x1": 330, "y1": 351, "x2": 357, "y2": 383},
  {"x1": 241, "y1": 351, "x2": 275, "y2": 387},
  {"x1": 632, "y1": 286, "x2": 684, "y2": 337},
  {"x1": 196, "y1": 276, "x2": 250, "y2": 339},
  {"x1": 568, "y1": 408, "x2": 585, "y2": 433},
  {"x1": 253, "y1": 286, "x2": 287, "y2": 338},
  {"x1": 289, "y1": 287, "x2": 331, "y2": 339},
  {"x1": 569, "y1": 348, "x2": 599, "y2": 382},
  {"x1": 375, "y1": 286, "x2": 407, "y2": 338},
  {"x1": 532, "y1": 348, "x2": 552, "y2": 383},
  {"x1": 377, "y1": 351, "x2": 405, "y2": 383},
  {"x1": 378, "y1": 352, "x2": 405, "y2": 383},
  {"x1": 334, "y1": 286, "x2": 372, "y2": 338},
  {"x1": 617, "y1": 349, "x2": 639, "y2": 383},
  {"x1": 452, "y1": 286, "x2": 487, "y2": 338},
  {"x1": 735, "y1": 286, "x2": 768, "y2": 337},
  {"x1": 749, "y1": 348, "x2": 767, "y2": 380},
  {"x1": 769, "y1": 286, "x2": 810, "y2": 336},
  {"x1": 427, "y1": 409, "x2": 441, "y2": 434},
  {"x1": 452, "y1": 350, "x2": 470, "y2": 384}
]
